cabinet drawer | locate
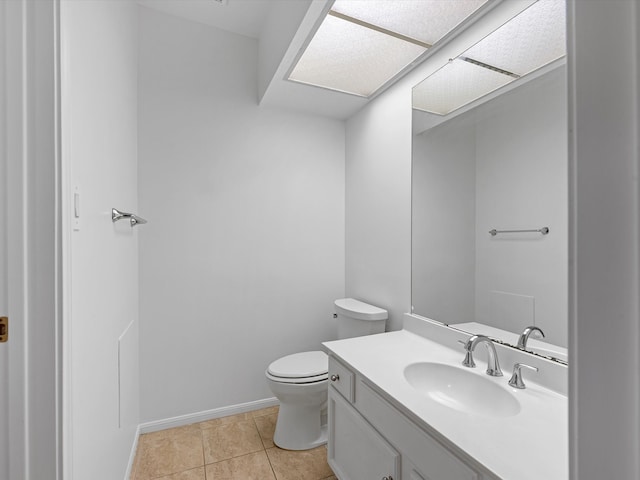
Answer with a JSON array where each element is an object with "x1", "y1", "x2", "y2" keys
[
  {"x1": 328, "y1": 356, "x2": 354, "y2": 402},
  {"x1": 357, "y1": 380, "x2": 479, "y2": 480}
]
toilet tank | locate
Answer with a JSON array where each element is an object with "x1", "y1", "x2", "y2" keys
[{"x1": 334, "y1": 298, "x2": 388, "y2": 339}]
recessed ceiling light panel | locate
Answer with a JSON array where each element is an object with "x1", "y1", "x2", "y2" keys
[
  {"x1": 413, "y1": 0, "x2": 567, "y2": 116},
  {"x1": 289, "y1": 15, "x2": 426, "y2": 97},
  {"x1": 288, "y1": 0, "x2": 490, "y2": 97},
  {"x1": 463, "y1": 0, "x2": 566, "y2": 76},
  {"x1": 331, "y1": 0, "x2": 488, "y2": 46},
  {"x1": 413, "y1": 59, "x2": 513, "y2": 115}
]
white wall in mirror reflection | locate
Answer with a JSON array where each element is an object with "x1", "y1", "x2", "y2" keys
[{"x1": 412, "y1": 65, "x2": 568, "y2": 347}]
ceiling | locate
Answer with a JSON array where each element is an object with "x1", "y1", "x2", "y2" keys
[
  {"x1": 136, "y1": 0, "x2": 367, "y2": 119},
  {"x1": 136, "y1": 0, "x2": 272, "y2": 39},
  {"x1": 134, "y1": 1, "x2": 559, "y2": 121}
]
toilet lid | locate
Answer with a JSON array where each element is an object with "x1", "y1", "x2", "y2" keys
[{"x1": 267, "y1": 351, "x2": 328, "y2": 379}]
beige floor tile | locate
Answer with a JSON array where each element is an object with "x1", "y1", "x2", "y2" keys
[
  {"x1": 140, "y1": 423, "x2": 202, "y2": 444},
  {"x1": 254, "y1": 413, "x2": 277, "y2": 448},
  {"x1": 205, "y1": 451, "x2": 276, "y2": 480},
  {"x1": 251, "y1": 406, "x2": 279, "y2": 418},
  {"x1": 198, "y1": 412, "x2": 254, "y2": 430},
  {"x1": 134, "y1": 429, "x2": 204, "y2": 480},
  {"x1": 266, "y1": 446, "x2": 334, "y2": 480},
  {"x1": 202, "y1": 419, "x2": 264, "y2": 464},
  {"x1": 156, "y1": 466, "x2": 206, "y2": 480}
]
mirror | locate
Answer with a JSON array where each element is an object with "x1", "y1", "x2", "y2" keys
[{"x1": 411, "y1": 0, "x2": 568, "y2": 363}]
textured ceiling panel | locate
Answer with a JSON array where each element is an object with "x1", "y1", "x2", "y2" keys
[
  {"x1": 331, "y1": 0, "x2": 488, "y2": 45},
  {"x1": 463, "y1": 0, "x2": 566, "y2": 76},
  {"x1": 413, "y1": 59, "x2": 513, "y2": 115},
  {"x1": 289, "y1": 15, "x2": 426, "y2": 97}
]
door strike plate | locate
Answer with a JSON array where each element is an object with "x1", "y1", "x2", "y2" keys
[{"x1": 0, "y1": 317, "x2": 7, "y2": 343}]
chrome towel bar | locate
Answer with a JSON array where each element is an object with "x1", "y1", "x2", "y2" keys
[
  {"x1": 112, "y1": 208, "x2": 147, "y2": 227},
  {"x1": 489, "y1": 227, "x2": 549, "y2": 236}
]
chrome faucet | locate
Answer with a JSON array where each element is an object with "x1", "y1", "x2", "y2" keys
[
  {"x1": 460, "y1": 335, "x2": 503, "y2": 377},
  {"x1": 517, "y1": 326, "x2": 545, "y2": 350}
]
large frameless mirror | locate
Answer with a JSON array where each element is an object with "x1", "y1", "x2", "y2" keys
[{"x1": 411, "y1": 0, "x2": 568, "y2": 364}]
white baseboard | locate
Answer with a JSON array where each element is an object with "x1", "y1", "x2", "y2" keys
[
  {"x1": 138, "y1": 397, "x2": 280, "y2": 434},
  {"x1": 124, "y1": 424, "x2": 141, "y2": 480}
]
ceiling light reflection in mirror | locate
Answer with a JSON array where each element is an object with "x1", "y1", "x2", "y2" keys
[
  {"x1": 288, "y1": 0, "x2": 489, "y2": 97},
  {"x1": 413, "y1": 0, "x2": 566, "y2": 116},
  {"x1": 413, "y1": 59, "x2": 513, "y2": 116}
]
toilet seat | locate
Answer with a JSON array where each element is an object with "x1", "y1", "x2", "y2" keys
[
  {"x1": 266, "y1": 371, "x2": 328, "y2": 384},
  {"x1": 266, "y1": 351, "x2": 328, "y2": 384}
]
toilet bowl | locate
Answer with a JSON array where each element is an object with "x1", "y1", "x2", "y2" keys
[
  {"x1": 265, "y1": 298, "x2": 387, "y2": 451},
  {"x1": 265, "y1": 351, "x2": 328, "y2": 450}
]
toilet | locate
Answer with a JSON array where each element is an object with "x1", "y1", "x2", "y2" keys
[{"x1": 265, "y1": 298, "x2": 388, "y2": 450}]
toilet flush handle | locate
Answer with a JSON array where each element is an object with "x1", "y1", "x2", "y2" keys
[{"x1": 330, "y1": 374, "x2": 340, "y2": 382}]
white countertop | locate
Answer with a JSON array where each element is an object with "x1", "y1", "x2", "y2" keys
[{"x1": 324, "y1": 329, "x2": 568, "y2": 480}]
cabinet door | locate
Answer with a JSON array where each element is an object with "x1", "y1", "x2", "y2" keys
[
  {"x1": 403, "y1": 461, "x2": 427, "y2": 480},
  {"x1": 357, "y1": 381, "x2": 481, "y2": 480},
  {"x1": 328, "y1": 388, "x2": 400, "y2": 480}
]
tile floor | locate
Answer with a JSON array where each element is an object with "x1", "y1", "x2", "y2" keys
[{"x1": 131, "y1": 406, "x2": 337, "y2": 480}]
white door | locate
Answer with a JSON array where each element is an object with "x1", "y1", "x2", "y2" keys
[
  {"x1": 0, "y1": 1, "x2": 11, "y2": 477},
  {"x1": 2, "y1": 0, "x2": 60, "y2": 477},
  {"x1": 0, "y1": 1, "x2": 29, "y2": 478}
]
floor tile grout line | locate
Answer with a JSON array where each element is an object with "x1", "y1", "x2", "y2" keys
[
  {"x1": 253, "y1": 415, "x2": 272, "y2": 451},
  {"x1": 253, "y1": 416, "x2": 264, "y2": 449},
  {"x1": 251, "y1": 415, "x2": 279, "y2": 479},
  {"x1": 252, "y1": 412, "x2": 281, "y2": 479},
  {"x1": 199, "y1": 427, "x2": 206, "y2": 479},
  {"x1": 203, "y1": 446, "x2": 266, "y2": 466},
  {"x1": 264, "y1": 446, "x2": 279, "y2": 480}
]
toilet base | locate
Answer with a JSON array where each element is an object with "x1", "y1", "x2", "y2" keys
[{"x1": 273, "y1": 403, "x2": 328, "y2": 451}]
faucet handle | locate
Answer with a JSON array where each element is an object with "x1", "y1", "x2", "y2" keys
[
  {"x1": 508, "y1": 363, "x2": 539, "y2": 389},
  {"x1": 457, "y1": 340, "x2": 475, "y2": 368}
]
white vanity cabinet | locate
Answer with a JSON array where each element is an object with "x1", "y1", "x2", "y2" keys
[
  {"x1": 327, "y1": 355, "x2": 495, "y2": 480},
  {"x1": 328, "y1": 389, "x2": 400, "y2": 480}
]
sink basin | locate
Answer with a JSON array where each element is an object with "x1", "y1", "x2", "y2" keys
[{"x1": 404, "y1": 362, "x2": 520, "y2": 418}]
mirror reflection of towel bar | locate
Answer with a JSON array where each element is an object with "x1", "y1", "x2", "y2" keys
[
  {"x1": 112, "y1": 208, "x2": 148, "y2": 227},
  {"x1": 489, "y1": 227, "x2": 549, "y2": 236}
]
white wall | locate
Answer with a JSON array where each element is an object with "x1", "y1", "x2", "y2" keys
[
  {"x1": 61, "y1": 1, "x2": 140, "y2": 478},
  {"x1": 137, "y1": 7, "x2": 345, "y2": 423},
  {"x1": 412, "y1": 115, "x2": 477, "y2": 324},
  {"x1": 345, "y1": 85, "x2": 413, "y2": 331},
  {"x1": 411, "y1": 67, "x2": 567, "y2": 347}
]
